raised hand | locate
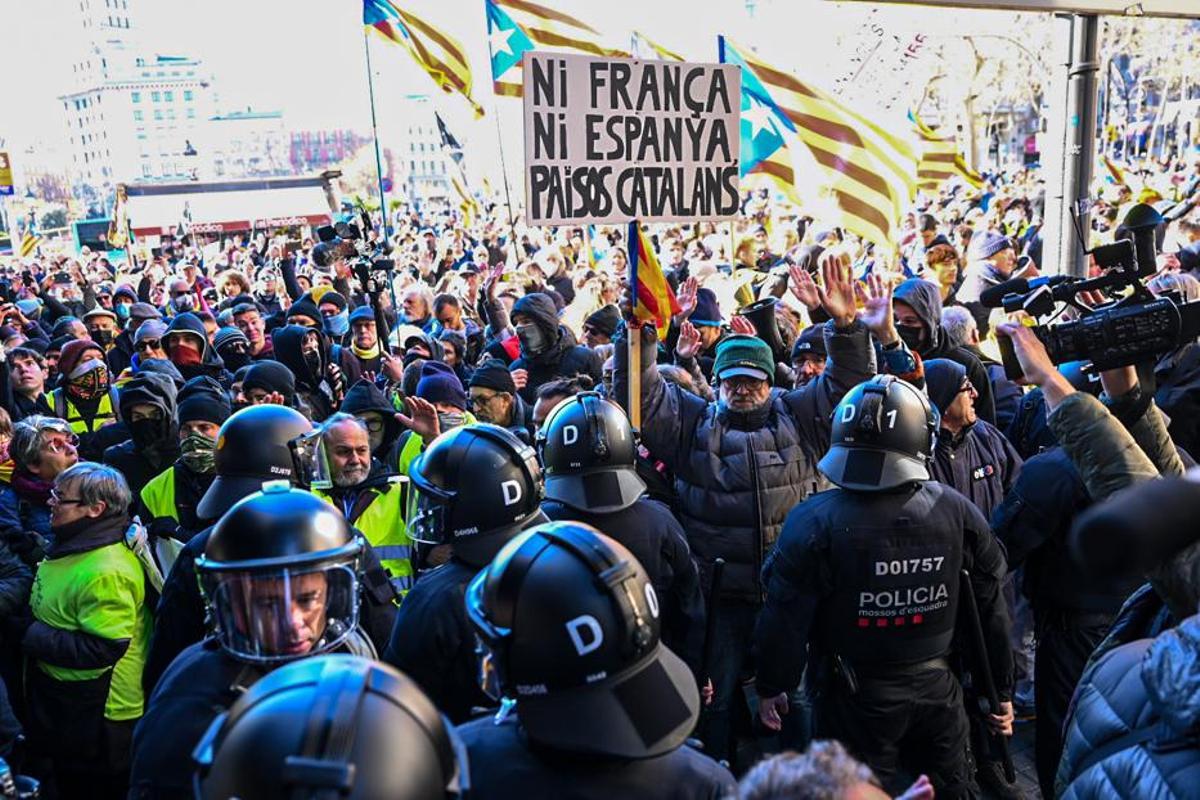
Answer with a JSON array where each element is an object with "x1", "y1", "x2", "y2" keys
[
  {"x1": 396, "y1": 396, "x2": 440, "y2": 440},
  {"x1": 379, "y1": 352, "x2": 404, "y2": 383},
  {"x1": 730, "y1": 315, "x2": 756, "y2": 336},
  {"x1": 675, "y1": 320, "x2": 702, "y2": 360},
  {"x1": 788, "y1": 263, "x2": 821, "y2": 311},
  {"x1": 818, "y1": 252, "x2": 857, "y2": 328},
  {"x1": 510, "y1": 368, "x2": 529, "y2": 390},
  {"x1": 675, "y1": 276, "x2": 699, "y2": 320},
  {"x1": 855, "y1": 272, "x2": 897, "y2": 345}
]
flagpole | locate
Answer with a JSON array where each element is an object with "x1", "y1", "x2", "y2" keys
[
  {"x1": 363, "y1": 30, "x2": 392, "y2": 239},
  {"x1": 626, "y1": 220, "x2": 641, "y2": 430},
  {"x1": 493, "y1": 110, "x2": 521, "y2": 270}
]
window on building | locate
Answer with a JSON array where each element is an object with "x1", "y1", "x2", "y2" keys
[
  {"x1": 133, "y1": 110, "x2": 142, "y2": 121},
  {"x1": 186, "y1": 108, "x2": 195, "y2": 119},
  {"x1": 151, "y1": 91, "x2": 160, "y2": 102},
  {"x1": 142, "y1": 163, "x2": 152, "y2": 178},
  {"x1": 131, "y1": 91, "x2": 140, "y2": 102},
  {"x1": 167, "y1": 109, "x2": 176, "y2": 120},
  {"x1": 164, "y1": 91, "x2": 174, "y2": 102},
  {"x1": 184, "y1": 90, "x2": 193, "y2": 102},
  {"x1": 154, "y1": 110, "x2": 162, "y2": 121}
]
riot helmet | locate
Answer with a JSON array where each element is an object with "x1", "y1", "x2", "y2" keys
[
  {"x1": 466, "y1": 521, "x2": 699, "y2": 759},
  {"x1": 410, "y1": 424, "x2": 546, "y2": 567},
  {"x1": 193, "y1": 655, "x2": 465, "y2": 800},
  {"x1": 197, "y1": 404, "x2": 314, "y2": 520},
  {"x1": 819, "y1": 375, "x2": 938, "y2": 492},
  {"x1": 197, "y1": 484, "x2": 363, "y2": 664},
  {"x1": 537, "y1": 391, "x2": 645, "y2": 514}
]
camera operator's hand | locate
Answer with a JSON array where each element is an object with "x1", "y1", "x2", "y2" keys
[{"x1": 997, "y1": 321, "x2": 1075, "y2": 410}]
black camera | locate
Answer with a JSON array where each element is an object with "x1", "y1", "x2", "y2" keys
[{"x1": 992, "y1": 203, "x2": 1200, "y2": 378}]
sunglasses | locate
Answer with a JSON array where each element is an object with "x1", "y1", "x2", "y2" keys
[{"x1": 136, "y1": 339, "x2": 162, "y2": 352}]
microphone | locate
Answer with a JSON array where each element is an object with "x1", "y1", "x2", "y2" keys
[{"x1": 980, "y1": 278, "x2": 1029, "y2": 308}]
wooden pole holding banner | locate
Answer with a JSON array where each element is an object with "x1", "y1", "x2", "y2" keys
[
  {"x1": 728, "y1": 218, "x2": 737, "y2": 268},
  {"x1": 627, "y1": 219, "x2": 641, "y2": 430}
]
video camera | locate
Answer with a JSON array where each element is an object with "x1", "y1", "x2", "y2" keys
[{"x1": 989, "y1": 202, "x2": 1200, "y2": 379}]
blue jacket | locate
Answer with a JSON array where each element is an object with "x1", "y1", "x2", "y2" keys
[{"x1": 0, "y1": 482, "x2": 53, "y2": 565}]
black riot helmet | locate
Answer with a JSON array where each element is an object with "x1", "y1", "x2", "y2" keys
[
  {"x1": 197, "y1": 484, "x2": 363, "y2": 664},
  {"x1": 197, "y1": 404, "x2": 314, "y2": 520},
  {"x1": 410, "y1": 424, "x2": 546, "y2": 568},
  {"x1": 819, "y1": 375, "x2": 938, "y2": 492},
  {"x1": 537, "y1": 391, "x2": 646, "y2": 514},
  {"x1": 466, "y1": 521, "x2": 699, "y2": 759},
  {"x1": 193, "y1": 655, "x2": 466, "y2": 800}
]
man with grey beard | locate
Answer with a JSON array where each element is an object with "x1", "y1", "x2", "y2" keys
[{"x1": 313, "y1": 413, "x2": 416, "y2": 597}]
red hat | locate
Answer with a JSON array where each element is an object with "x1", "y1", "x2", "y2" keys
[{"x1": 58, "y1": 338, "x2": 104, "y2": 378}]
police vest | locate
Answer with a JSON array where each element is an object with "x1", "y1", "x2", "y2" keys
[
  {"x1": 140, "y1": 465, "x2": 179, "y2": 523},
  {"x1": 316, "y1": 480, "x2": 414, "y2": 598},
  {"x1": 50, "y1": 386, "x2": 120, "y2": 435},
  {"x1": 825, "y1": 519, "x2": 962, "y2": 666}
]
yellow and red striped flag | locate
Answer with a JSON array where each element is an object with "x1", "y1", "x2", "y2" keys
[
  {"x1": 629, "y1": 222, "x2": 680, "y2": 340},
  {"x1": 910, "y1": 110, "x2": 983, "y2": 190},
  {"x1": 725, "y1": 39, "x2": 917, "y2": 250},
  {"x1": 18, "y1": 232, "x2": 40, "y2": 258},
  {"x1": 486, "y1": 0, "x2": 628, "y2": 98},
  {"x1": 363, "y1": 0, "x2": 484, "y2": 118}
]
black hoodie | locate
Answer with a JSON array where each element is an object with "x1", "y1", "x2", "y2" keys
[
  {"x1": 893, "y1": 279, "x2": 996, "y2": 425},
  {"x1": 508, "y1": 292, "x2": 603, "y2": 404},
  {"x1": 163, "y1": 313, "x2": 232, "y2": 387},
  {"x1": 271, "y1": 324, "x2": 336, "y2": 421},
  {"x1": 340, "y1": 379, "x2": 402, "y2": 457},
  {"x1": 103, "y1": 372, "x2": 182, "y2": 497}
]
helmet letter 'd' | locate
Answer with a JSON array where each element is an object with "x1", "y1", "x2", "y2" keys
[
  {"x1": 566, "y1": 614, "x2": 604, "y2": 656},
  {"x1": 502, "y1": 479, "x2": 523, "y2": 506}
]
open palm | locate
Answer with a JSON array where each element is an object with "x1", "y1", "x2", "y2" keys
[
  {"x1": 817, "y1": 253, "x2": 856, "y2": 327},
  {"x1": 855, "y1": 273, "x2": 894, "y2": 339}
]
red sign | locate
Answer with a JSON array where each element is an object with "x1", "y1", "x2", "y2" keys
[{"x1": 131, "y1": 213, "x2": 331, "y2": 237}]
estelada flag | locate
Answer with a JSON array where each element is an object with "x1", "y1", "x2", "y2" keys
[{"x1": 628, "y1": 222, "x2": 680, "y2": 340}]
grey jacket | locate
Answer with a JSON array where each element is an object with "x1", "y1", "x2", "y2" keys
[{"x1": 614, "y1": 320, "x2": 875, "y2": 601}]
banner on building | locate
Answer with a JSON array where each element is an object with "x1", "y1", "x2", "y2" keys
[
  {"x1": 523, "y1": 52, "x2": 740, "y2": 225},
  {"x1": 0, "y1": 152, "x2": 13, "y2": 196}
]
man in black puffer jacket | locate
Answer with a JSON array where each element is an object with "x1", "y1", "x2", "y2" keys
[
  {"x1": 508, "y1": 292, "x2": 603, "y2": 404},
  {"x1": 893, "y1": 278, "x2": 996, "y2": 424},
  {"x1": 103, "y1": 372, "x2": 180, "y2": 498}
]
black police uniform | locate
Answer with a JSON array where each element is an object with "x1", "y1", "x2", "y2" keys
[
  {"x1": 456, "y1": 713, "x2": 736, "y2": 800},
  {"x1": 142, "y1": 525, "x2": 397, "y2": 696},
  {"x1": 542, "y1": 498, "x2": 706, "y2": 677},
  {"x1": 755, "y1": 481, "x2": 1012, "y2": 797},
  {"x1": 381, "y1": 558, "x2": 492, "y2": 724}
]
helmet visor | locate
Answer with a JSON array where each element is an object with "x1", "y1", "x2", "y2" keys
[
  {"x1": 200, "y1": 563, "x2": 359, "y2": 663},
  {"x1": 288, "y1": 429, "x2": 333, "y2": 490},
  {"x1": 409, "y1": 492, "x2": 448, "y2": 546},
  {"x1": 466, "y1": 573, "x2": 510, "y2": 701}
]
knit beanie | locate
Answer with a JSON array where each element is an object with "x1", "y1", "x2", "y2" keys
[
  {"x1": 967, "y1": 230, "x2": 1014, "y2": 262},
  {"x1": 692, "y1": 288, "x2": 723, "y2": 327},
  {"x1": 468, "y1": 359, "x2": 517, "y2": 395},
  {"x1": 177, "y1": 376, "x2": 232, "y2": 426},
  {"x1": 790, "y1": 324, "x2": 827, "y2": 361},
  {"x1": 584, "y1": 305, "x2": 621, "y2": 338},
  {"x1": 712, "y1": 335, "x2": 775, "y2": 384},
  {"x1": 242, "y1": 361, "x2": 297, "y2": 404},
  {"x1": 58, "y1": 338, "x2": 102, "y2": 379},
  {"x1": 213, "y1": 326, "x2": 250, "y2": 353},
  {"x1": 923, "y1": 358, "x2": 968, "y2": 415},
  {"x1": 416, "y1": 361, "x2": 468, "y2": 410},
  {"x1": 316, "y1": 291, "x2": 347, "y2": 312},
  {"x1": 286, "y1": 298, "x2": 322, "y2": 327}
]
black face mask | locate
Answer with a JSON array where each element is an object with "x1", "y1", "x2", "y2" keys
[
  {"x1": 129, "y1": 416, "x2": 168, "y2": 450},
  {"x1": 303, "y1": 350, "x2": 322, "y2": 376},
  {"x1": 222, "y1": 350, "x2": 253, "y2": 373},
  {"x1": 896, "y1": 323, "x2": 926, "y2": 353},
  {"x1": 90, "y1": 328, "x2": 114, "y2": 347}
]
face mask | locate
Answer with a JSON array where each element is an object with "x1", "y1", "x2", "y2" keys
[
  {"x1": 896, "y1": 323, "x2": 926, "y2": 353},
  {"x1": 171, "y1": 294, "x2": 195, "y2": 313},
  {"x1": 68, "y1": 360, "x2": 109, "y2": 400},
  {"x1": 115, "y1": 303, "x2": 131, "y2": 321},
  {"x1": 90, "y1": 328, "x2": 114, "y2": 347},
  {"x1": 169, "y1": 342, "x2": 203, "y2": 367},
  {"x1": 222, "y1": 350, "x2": 252, "y2": 373},
  {"x1": 303, "y1": 349, "x2": 322, "y2": 375},
  {"x1": 180, "y1": 431, "x2": 217, "y2": 474},
  {"x1": 516, "y1": 322, "x2": 549, "y2": 357},
  {"x1": 324, "y1": 311, "x2": 349, "y2": 338},
  {"x1": 437, "y1": 412, "x2": 466, "y2": 432},
  {"x1": 130, "y1": 416, "x2": 167, "y2": 450}
]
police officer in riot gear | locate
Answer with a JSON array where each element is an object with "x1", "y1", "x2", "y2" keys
[
  {"x1": 192, "y1": 655, "x2": 466, "y2": 800},
  {"x1": 538, "y1": 391, "x2": 706, "y2": 677},
  {"x1": 130, "y1": 485, "x2": 375, "y2": 799},
  {"x1": 459, "y1": 521, "x2": 736, "y2": 799},
  {"x1": 382, "y1": 423, "x2": 547, "y2": 722},
  {"x1": 754, "y1": 375, "x2": 1013, "y2": 798},
  {"x1": 142, "y1": 404, "x2": 398, "y2": 695}
]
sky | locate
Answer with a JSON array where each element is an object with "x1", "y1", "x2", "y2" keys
[{"x1": 0, "y1": 0, "x2": 1140, "y2": 189}]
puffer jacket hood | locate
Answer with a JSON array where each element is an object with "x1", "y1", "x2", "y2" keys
[
  {"x1": 118, "y1": 371, "x2": 178, "y2": 423},
  {"x1": 893, "y1": 278, "x2": 944, "y2": 352},
  {"x1": 1144, "y1": 611, "x2": 1200, "y2": 736}
]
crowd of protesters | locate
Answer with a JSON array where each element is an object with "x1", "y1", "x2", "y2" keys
[{"x1": 0, "y1": 151, "x2": 1197, "y2": 800}]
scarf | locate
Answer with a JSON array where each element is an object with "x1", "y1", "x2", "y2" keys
[
  {"x1": 11, "y1": 469, "x2": 54, "y2": 506},
  {"x1": 69, "y1": 358, "x2": 110, "y2": 401}
]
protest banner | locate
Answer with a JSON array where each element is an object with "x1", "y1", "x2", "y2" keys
[{"x1": 522, "y1": 51, "x2": 741, "y2": 226}]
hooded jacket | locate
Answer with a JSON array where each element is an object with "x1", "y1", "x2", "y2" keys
[
  {"x1": 1057, "y1": 611, "x2": 1200, "y2": 799},
  {"x1": 508, "y1": 293, "x2": 603, "y2": 403},
  {"x1": 340, "y1": 379, "x2": 402, "y2": 456},
  {"x1": 163, "y1": 313, "x2": 231, "y2": 387},
  {"x1": 270, "y1": 324, "x2": 336, "y2": 421},
  {"x1": 103, "y1": 372, "x2": 182, "y2": 498},
  {"x1": 893, "y1": 279, "x2": 996, "y2": 424}
]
